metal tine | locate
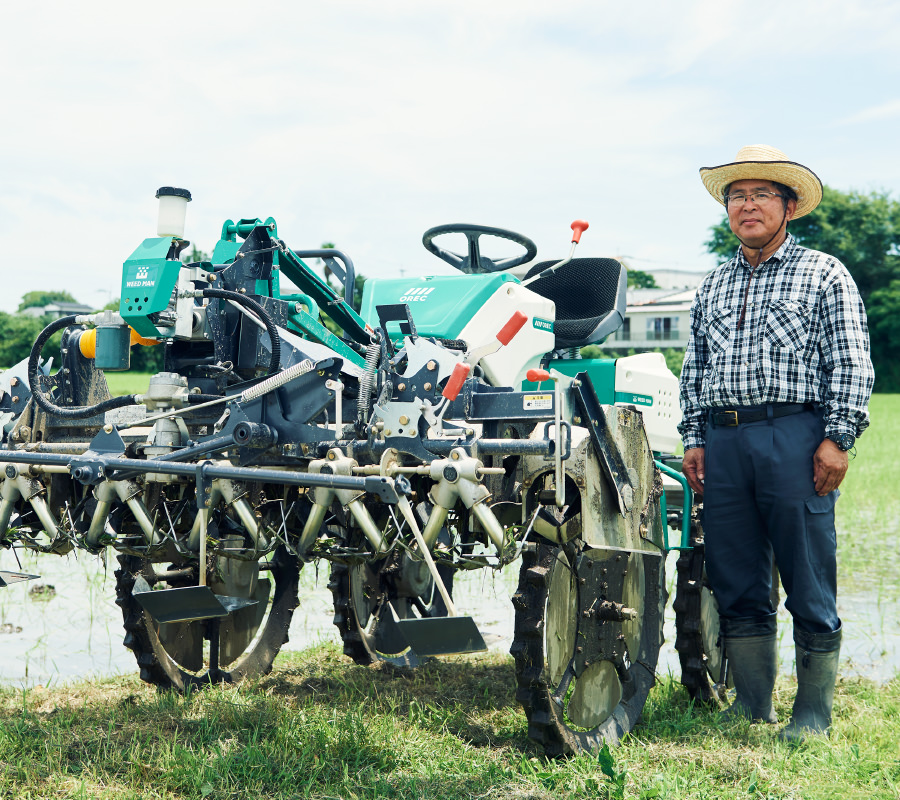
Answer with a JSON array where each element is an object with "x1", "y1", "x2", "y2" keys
[
  {"x1": 131, "y1": 499, "x2": 258, "y2": 624},
  {"x1": 390, "y1": 496, "x2": 487, "y2": 658}
]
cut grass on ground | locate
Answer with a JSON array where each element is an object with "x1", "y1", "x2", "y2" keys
[{"x1": 1, "y1": 645, "x2": 898, "y2": 800}]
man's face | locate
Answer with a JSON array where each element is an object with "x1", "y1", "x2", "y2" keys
[{"x1": 726, "y1": 178, "x2": 797, "y2": 248}]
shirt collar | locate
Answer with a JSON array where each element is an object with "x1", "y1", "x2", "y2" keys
[{"x1": 734, "y1": 232, "x2": 796, "y2": 270}]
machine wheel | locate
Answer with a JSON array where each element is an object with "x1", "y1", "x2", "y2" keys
[
  {"x1": 511, "y1": 537, "x2": 666, "y2": 756},
  {"x1": 673, "y1": 506, "x2": 779, "y2": 703},
  {"x1": 672, "y1": 510, "x2": 724, "y2": 703},
  {"x1": 329, "y1": 551, "x2": 454, "y2": 668},
  {"x1": 115, "y1": 546, "x2": 300, "y2": 690}
]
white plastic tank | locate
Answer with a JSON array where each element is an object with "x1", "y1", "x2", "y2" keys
[{"x1": 156, "y1": 187, "x2": 192, "y2": 238}]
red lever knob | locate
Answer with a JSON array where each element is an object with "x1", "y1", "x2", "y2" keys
[
  {"x1": 496, "y1": 311, "x2": 528, "y2": 346},
  {"x1": 442, "y1": 363, "x2": 472, "y2": 401},
  {"x1": 527, "y1": 368, "x2": 550, "y2": 383},
  {"x1": 570, "y1": 219, "x2": 589, "y2": 243}
]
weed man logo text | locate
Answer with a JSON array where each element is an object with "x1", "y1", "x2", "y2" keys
[
  {"x1": 126, "y1": 265, "x2": 155, "y2": 289},
  {"x1": 398, "y1": 287, "x2": 434, "y2": 303}
]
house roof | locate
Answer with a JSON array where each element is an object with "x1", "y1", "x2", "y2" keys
[
  {"x1": 20, "y1": 301, "x2": 95, "y2": 317},
  {"x1": 625, "y1": 286, "x2": 696, "y2": 313}
]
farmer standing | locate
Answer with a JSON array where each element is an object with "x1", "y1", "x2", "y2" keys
[{"x1": 678, "y1": 145, "x2": 874, "y2": 741}]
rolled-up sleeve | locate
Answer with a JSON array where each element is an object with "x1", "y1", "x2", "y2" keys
[
  {"x1": 819, "y1": 265, "x2": 874, "y2": 439},
  {"x1": 678, "y1": 293, "x2": 709, "y2": 450}
]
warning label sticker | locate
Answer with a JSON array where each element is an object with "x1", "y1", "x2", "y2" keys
[{"x1": 524, "y1": 393, "x2": 553, "y2": 411}]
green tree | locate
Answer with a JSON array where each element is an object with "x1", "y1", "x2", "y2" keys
[
  {"x1": 0, "y1": 313, "x2": 46, "y2": 366},
  {"x1": 182, "y1": 244, "x2": 210, "y2": 264},
  {"x1": 17, "y1": 290, "x2": 78, "y2": 313},
  {"x1": 706, "y1": 186, "x2": 900, "y2": 390},
  {"x1": 626, "y1": 269, "x2": 658, "y2": 289},
  {"x1": 866, "y1": 279, "x2": 900, "y2": 391}
]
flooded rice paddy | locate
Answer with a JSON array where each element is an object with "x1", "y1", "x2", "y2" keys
[{"x1": 1, "y1": 522, "x2": 897, "y2": 688}]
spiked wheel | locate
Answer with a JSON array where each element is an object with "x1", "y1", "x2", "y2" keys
[
  {"x1": 511, "y1": 537, "x2": 666, "y2": 756},
  {"x1": 115, "y1": 546, "x2": 300, "y2": 689},
  {"x1": 673, "y1": 510, "x2": 725, "y2": 702},
  {"x1": 329, "y1": 551, "x2": 454, "y2": 668},
  {"x1": 674, "y1": 506, "x2": 778, "y2": 703}
]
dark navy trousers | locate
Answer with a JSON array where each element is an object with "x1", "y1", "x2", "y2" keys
[{"x1": 702, "y1": 406, "x2": 841, "y2": 637}]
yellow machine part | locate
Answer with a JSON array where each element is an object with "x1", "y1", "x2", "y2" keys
[{"x1": 79, "y1": 327, "x2": 160, "y2": 359}]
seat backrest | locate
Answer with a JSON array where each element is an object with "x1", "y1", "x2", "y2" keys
[{"x1": 523, "y1": 257, "x2": 627, "y2": 348}]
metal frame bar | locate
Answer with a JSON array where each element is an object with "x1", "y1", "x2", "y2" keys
[{"x1": 0, "y1": 451, "x2": 404, "y2": 504}]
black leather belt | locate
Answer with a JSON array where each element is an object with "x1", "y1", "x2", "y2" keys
[{"x1": 709, "y1": 403, "x2": 814, "y2": 427}]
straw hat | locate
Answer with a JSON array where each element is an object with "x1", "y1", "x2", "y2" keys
[{"x1": 700, "y1": 144, "x2": 823, "y2": 218}]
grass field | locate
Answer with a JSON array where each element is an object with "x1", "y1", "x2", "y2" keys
[
  {"x1": 835, "y1": 394, "x2": 899, "y2": 595},
  {"x1": 0, "y1": 646, "x2": 897, "y2": 800},
  {"x1": 102, "y1": 372, "x2": 154, "y2": 397}
]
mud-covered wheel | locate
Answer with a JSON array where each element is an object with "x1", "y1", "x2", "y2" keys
[
  {"x1": 115, "y1": 545, "x2": 300, "y2": 689},
  {"x1": 673, "y1": 509, "x2": 725, "y2": 703},
  {"x1": 673, "y1": 506, "x2": 778, "y2": 703},
  {"x1": 511, "y1": 537, "x2": 666, "y2": 756},
  {"x1": 329, "y1": 551, "x2": 454, "y2": 668}
]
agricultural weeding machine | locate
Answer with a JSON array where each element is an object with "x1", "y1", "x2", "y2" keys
[{"x1": 0, "y1": 189, "x2": 723, "y2": 755}]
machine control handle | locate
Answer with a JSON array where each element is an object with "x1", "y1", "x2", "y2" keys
[
  {"x1": 570, "y1": 219, "x2": 589, "y2": 243},
  {"x1": 442, "y1": 363, "x2": 472, "y2": 401},
  {"x1": 496, "y1": 311, "x2": 528, "y2": 346},
  {"x1": 526, "y1": 368, "x2": 550, "y2": 383}
]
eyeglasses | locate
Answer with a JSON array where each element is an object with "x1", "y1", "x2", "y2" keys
[{"x1": 725, "y1": 190, "x2": 784, "y2": 206}]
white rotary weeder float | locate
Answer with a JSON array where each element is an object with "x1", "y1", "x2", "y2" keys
[{"x1": 0, "y1": 189, "x2": 723, "y2": 756}]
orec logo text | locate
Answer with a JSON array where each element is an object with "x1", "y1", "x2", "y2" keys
[{"x1": 398, "y1": 287, "x2": 434, "y2": 303}]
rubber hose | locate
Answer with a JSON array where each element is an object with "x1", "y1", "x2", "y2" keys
[
  {"x1": 202, "y1": 288, "x2": 280, "y2": 375},
  {"x1": 27, "y1": 315, "x2": 139, "y2": 420}
]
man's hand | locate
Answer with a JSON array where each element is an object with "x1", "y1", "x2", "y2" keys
[
  {"x1": 682, "y1": 447, "x2": 705, "y2": 495},
  {"x1": 813, "y1": 438, "x2": 849, "y2": 496}
]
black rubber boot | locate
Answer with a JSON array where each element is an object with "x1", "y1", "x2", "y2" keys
[
  {"x1": 779, "y1": 625, "x2": 842, "y2": 743},
  {"x1": 721, "y1": 633, "x2": 778, "y2": 724}
]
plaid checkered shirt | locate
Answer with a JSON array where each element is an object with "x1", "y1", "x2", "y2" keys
[{"x1": 678, "y1": 233, "x2": 874, "y2": 451}]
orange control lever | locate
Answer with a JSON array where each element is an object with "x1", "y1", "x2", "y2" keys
[
  {"x1": 526, "y1": 368, "x2": 550, "y2": 383},
  {"x1": 442, "y1": 363, "x2": 472, "y2": 401},
  {"x1": 496, "y1": 311, "x2": 528, "y2": 346},
  {"x1": 570, "y1": 219, "x2": 589, "y2": 243}
]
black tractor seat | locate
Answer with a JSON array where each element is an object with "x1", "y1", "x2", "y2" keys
[{"x1": 523, "y1": 257, "x2": 627, "y2": 349}]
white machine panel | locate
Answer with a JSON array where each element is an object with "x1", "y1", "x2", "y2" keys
[
  {"x1": 615, "y1": 352, "x2": 682, "y2": 453},
  {"x1": 457, "y1": 282, "x2": 556, "y2": 387}
]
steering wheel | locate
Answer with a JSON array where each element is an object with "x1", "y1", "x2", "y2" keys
[{"x1": 422, "y1": 223, "x2": 537, "y2": 274}]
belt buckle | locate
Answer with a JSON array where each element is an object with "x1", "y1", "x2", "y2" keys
[{"x1": 720, "y1": 410, "x2": 739, "y2": 427}]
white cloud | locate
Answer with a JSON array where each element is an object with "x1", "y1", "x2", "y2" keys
[{"x1": 835, "y1": 99, "x2": 900, "y2": 126}]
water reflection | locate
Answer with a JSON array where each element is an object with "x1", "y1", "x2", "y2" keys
[{"x1": 1, "y1": 545, "x2": 897, "y2": 688}]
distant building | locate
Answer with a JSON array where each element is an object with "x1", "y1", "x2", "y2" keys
[
  {"x1": 593, "y1": 266, "x2": 710, "y2": 351},
  {"x1": 21, "y1": 301, "x2": 95, "y2": 319},
  {"x1": 641, "y1": 268, "x2": 711, "y2": 291}
]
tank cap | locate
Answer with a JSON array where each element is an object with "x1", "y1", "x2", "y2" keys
[{"x1": 155, "y1": 186, "x2": 192, "y2": 201}]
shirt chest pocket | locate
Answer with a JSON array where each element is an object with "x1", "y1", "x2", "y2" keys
[
  {"x1": 704, "y1": 304, "x2": 733, "y2": 353},
  {"x1": 764, "y1": 299, "x2": 810, "y2": 351}
]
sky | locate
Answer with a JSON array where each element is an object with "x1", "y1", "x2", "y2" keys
[{"x1": 1, "y1": 0, "x2": 899, "y2": 312}]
